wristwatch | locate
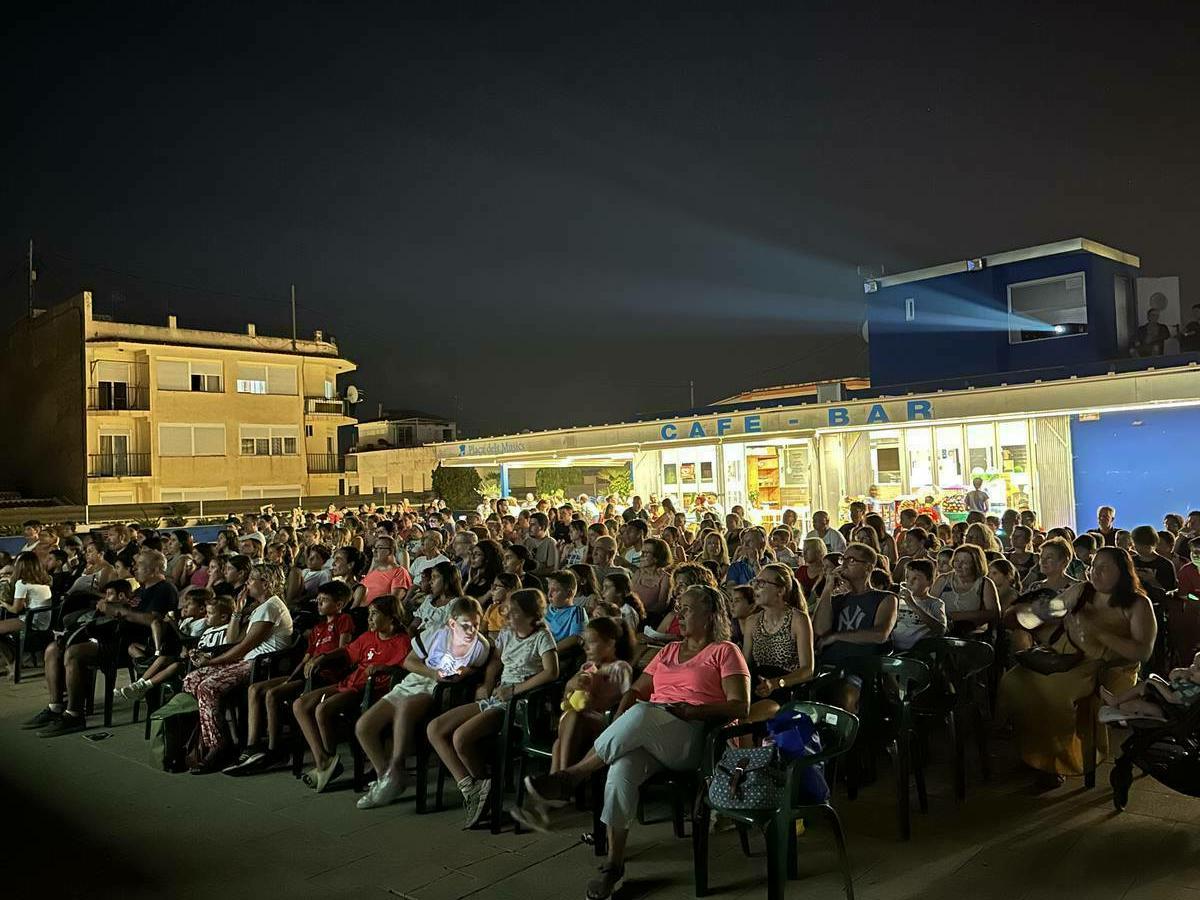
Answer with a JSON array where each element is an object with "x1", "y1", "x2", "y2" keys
[{"x1": 776, "y1": 677, "x2": 787, "y2": 690}]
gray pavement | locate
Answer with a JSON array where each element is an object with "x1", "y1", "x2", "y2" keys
[{"x1": 2, "y1": 671, "x2": 1198, "y2": 900}]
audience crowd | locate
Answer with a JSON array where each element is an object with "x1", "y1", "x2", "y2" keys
[{"x1": 4, "y1": 494, "x2": 1200, "y2": 900}]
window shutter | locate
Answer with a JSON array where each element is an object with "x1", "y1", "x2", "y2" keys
[
  {"x1": 193, "y1": 426, "x2": 226, "y2": 456},
  {"x1": 267, "y1": 365, "x2": 297, "y2": 395},
  {"x1": 157, "y1": 361, "x2": 190, "y2": 391},
  {"x1": 159, "y1": 425, "x2": 193, "y2": 456}
]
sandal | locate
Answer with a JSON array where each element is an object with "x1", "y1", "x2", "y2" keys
[{"x1": 313, "y1": 756, "x2": 344, "y2": 793}]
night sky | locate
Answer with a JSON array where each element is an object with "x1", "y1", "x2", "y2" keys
[{"x1": 5, "y1": 3, "x2": 1199, "y2": 438}]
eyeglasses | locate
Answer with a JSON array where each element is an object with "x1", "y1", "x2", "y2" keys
[
  {"x1": 843, "y1": 557, "x2": 870, "y2": 566},
  {"x1": 750, "y1": 578, "x2": 785, "y2": 588}
]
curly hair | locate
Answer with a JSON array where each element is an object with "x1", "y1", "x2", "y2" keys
[
  {"x1": 250, "y1": 562, "x2": 286, "y2": 599},
  {"x1": 682, "y1": 584, "x2": 732, "y2": 643}
]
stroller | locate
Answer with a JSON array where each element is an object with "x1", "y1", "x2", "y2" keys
[{"x1": 1109, "y1": 690, "x2": 1200, "y2": 811}]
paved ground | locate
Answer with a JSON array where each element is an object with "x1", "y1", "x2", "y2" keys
[{"x1": 3, "y1": 671, "x2": 1199, "y2": 900}]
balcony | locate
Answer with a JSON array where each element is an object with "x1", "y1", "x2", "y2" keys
[
  {"x1": 307, "y1": 453, "x2": 346, "y2": 474},
  {"x1": 88, "y1": 384, "x2": 150, "y2": 411},
  {"x1": 88, "y1": 452, "x2": 152, "y2": 478},
  {"x1": 305, "y1": 396, "x2": 349, "y2": 416}
]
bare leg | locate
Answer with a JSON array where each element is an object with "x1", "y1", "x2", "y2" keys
[
  {"x1": 246, "y1": 676, "x2": 286, "y2": 747},
  {"x1": 64, "y1": 643, "x2": 99, "y2": 714},
  {"x1": 44, "y1": 642, "x2": 65, "y2": 706},
  {"x1": 264, "y1": 680, "x2": 304, "y2": 750},
  {"x1": 293, "y1": 688, "x2": 333, "y2": 767},
  {"x1": 450, "y1": 707, "x2": 505, "y2": 780},
  {"x1": 355, "y1": 698, "x2": 396, "y2": 778},
  {"x1": 147, "y1": 661, "x2": 182, "y2": 686},
  {"x1": 427, "y1": 703, "x2": 484, "y2": 783},
  {"x1": 315, "y1": 690, "x2": 361, "y2": 763},
  {"x1": 608, "y1": 826, "x2": 630, "y2": 869}
]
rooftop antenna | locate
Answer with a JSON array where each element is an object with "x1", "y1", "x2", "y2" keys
[
  {"x1": 290, "y1": 283, "x2": 297, "y2": 349},
  {"x1": 27, "y1": 238, "x2": 34, "y2": 317}
]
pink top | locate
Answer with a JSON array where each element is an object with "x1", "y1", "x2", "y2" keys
[
  {"x1": 361, "y1": 565, "x2": 412, "y2": 600},
  {"x1": 190, "y1": 569, "x2": 210, "y2": 588},
  {"x1": 644, "y1": 641, "x2": 750, "y2": 706}
]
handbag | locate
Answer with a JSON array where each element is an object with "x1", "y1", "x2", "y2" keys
[
  {"x1": 1014, "y1": 625, "x2": 1083, "y2": 675},
  {"x1": 767, "y1": 710, "x2": 829, "y2": 804},
  {"x1": 707, "y1": 745, "x2": 787, "y2": 812}
]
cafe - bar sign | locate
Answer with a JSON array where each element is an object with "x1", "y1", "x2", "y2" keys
[{"x1": 659, "y1": 399, "x2": 933, "y2": 441}]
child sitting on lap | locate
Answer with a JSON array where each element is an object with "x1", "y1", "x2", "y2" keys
[
  {"x1": 1100, "y1": 652, "x2": 1200, "y2": 723},
  {"x1": 553, "y1": 617, "x2": 635, "y2": 774},
  {"x1": 119, "y1": 590, "x2": 226, "y2": 702}
]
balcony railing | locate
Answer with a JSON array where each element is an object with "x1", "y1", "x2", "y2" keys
[
  {"x1": 88, "y1": 452, "x2": 152, "y2": 478},
  {"x1": 307, "y1": 453, "x2": 346, "y2": 474},
  {"x1": 305, "y1": 397, "x2": 349, "y2": 416},
  {"x1": 88, "y1": 384, "x2": 150, "y2": 411}
]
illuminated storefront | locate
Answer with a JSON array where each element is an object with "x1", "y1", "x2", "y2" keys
[{"x1": 409, "y1": 363, "x2": 1200, "y2": 531}]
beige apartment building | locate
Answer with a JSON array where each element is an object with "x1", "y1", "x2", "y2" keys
[{"x1": 0, "y1": 292, "x2": 356, "y2": 506}]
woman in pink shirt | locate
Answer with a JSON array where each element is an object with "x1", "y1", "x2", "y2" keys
[{"x1": 517, "y1": 584, "x2": 750, "y2": 900}]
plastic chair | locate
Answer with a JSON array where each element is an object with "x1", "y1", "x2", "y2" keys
[
  {"x1": 835, "y1": 655, "x2": 930, "y2": 840},
  {"x1": 910, "y1": 637, "x2": 994, "y2": 800},
  {"x1": 484, "y1": 679, "x2": 565, "y2": 833},
  {"x1": 695, "y1": 702, "x2": 859, "y2": 900},
  {"x1": 9, "y1": 598, "x2": 62, "y2": 683}
]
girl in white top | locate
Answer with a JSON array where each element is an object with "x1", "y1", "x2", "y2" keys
[
  {"x1": 0, "y1": 552, "x2": 54, "y2": 672},
  {"x1": 427, "y1": 589, "x2": 559, "y2": 829},
  {"x1": 355, "y1": 596, "x2": 491, "y2": 810}
]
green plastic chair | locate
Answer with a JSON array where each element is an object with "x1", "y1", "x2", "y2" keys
[
  {"x1": 910, "y1": 637, "x2": 994, "y2": 800},
  {"x1": 694, "y1": 702, "x2": 860, "y2": 900},
  {"x1": 836, "y1": 655, "x2": 930, "y2": 840}
]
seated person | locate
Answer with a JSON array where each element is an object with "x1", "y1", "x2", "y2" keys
[
  {"x1": 426, "y1": 589, "x2": 559, "y2": 829},
  {"x1": 813, "y1": 542, "x2": 898, "y2": 712},
  {"x1": 599, "y1": 571, "x2": 645, "y2": 635},
  {"x1": 516, "y1": 585, "x2": 750, "y2": 900},
  {"x1": 223, "y1": 581, "x2": 355, "y2": 775},
  {"x1": 891, "y1": 559, "x2": 947, "y2": 652},
  {"x1": 294, "y1": 595, "x2": 410, "y2": 792},
  {"x1": 0, "y1": 551, "x2": 54, "y2": 675},
  {"x1": 545, "y1": 570, "x2": 588, "y2": 653},
  {"x1": 482, "y1": 573, "x2": 520, "y2": 639},
  {"x1": 118, "y1": 589, "x2": 228, "y2": 702},
  {"x1": 551, "y1": 617, "x2": 636, "y2": 773},
  {"x1": 1100, "y1": 651, "x2": 1200, "y2": 723},
  {"x1": 355, "y1": 596, "x2": 490, "y2": 810},
  {"x1": 930, "y1": 545, "x2": 1000, "y2": 636},
  {"x1": 24, "y1": 549, "x2": 177, "y2": 737}
]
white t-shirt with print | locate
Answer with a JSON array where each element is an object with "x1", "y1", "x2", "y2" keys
[
  {"x1": 891, "y1": 593, "x2": 947, "y2": 651},
  {"x1": 243, "y1": 596, "x2": 294, "y2": 660},
  {"x1": 415, "y1": 596, "x2": 453, "y2": 646},
  {"x1": 496, "y1": 626, "x2": 556, "y2": 686}
]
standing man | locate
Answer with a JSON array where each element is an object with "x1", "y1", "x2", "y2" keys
[{"x1": 964, "y1": 477, "x2": 991, "y2": 516}]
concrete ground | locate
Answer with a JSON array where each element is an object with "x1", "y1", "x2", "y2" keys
[{"x1": 2, "y1": 671, "x2": 1199, "y2": 900}]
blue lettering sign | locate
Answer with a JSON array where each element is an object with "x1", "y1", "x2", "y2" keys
[
  {"x1": 716, "y1": 417, "x2": 732, "y2": 435},
  {"x1": 866, "y1": 404, "x2": 890, "y2": 424},
  {"x1": 689, "y1": 422, "x2": 707, "y2": 438},
  {"x1": 828, "y1": 408, "x2": 849, "y2": 426},
  {"x1": 661, "y1": 424, "x2": 678, "y2": 440},
  {"x1": 744, "y1": 415, "x2": 762, "y2": 433},
  {"x1": 907, "y1": 399, "x2": 932, "y2": 420}
]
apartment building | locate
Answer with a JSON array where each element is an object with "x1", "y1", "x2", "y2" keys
[{"x1": 0, "y1": 291, "x2": 356, "y2": 506}]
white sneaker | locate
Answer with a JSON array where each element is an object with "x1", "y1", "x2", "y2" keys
[
  {"x1": 123, "y1": 680, "x2": 151, "y2": 701},
  {"x1": 357, "y1": 771, "x2": 405, "y2": 810}
]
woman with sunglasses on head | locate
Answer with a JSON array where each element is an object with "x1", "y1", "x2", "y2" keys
[{"x1": 744, "y1": 563, "x2": 814, "y2": 722}]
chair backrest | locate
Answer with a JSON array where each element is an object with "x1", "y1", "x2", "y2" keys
[
  {"x1": 776, "y1": 701, "x2": 860, "y2": 765},
  {"x1": 912, "y1": 636, "x2": 994, "y2": 681},
  {"x1": 839, "y1": 654, "x2": 931, "y2": 700}
]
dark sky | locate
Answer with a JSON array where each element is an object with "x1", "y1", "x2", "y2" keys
[{"x1": 5, "y1": 3, "x2": 1199, "y2": 438}]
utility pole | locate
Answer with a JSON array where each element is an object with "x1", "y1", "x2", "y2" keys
[
  {"x1": 689, "y1": 380, "x2": 695, "y2": 408},
  {"x1": 27, "y1": 238, "x2": 35, "y2": 317},
  {"x1": 290, "y1": 283, "x2": 297, "y2": 349}
]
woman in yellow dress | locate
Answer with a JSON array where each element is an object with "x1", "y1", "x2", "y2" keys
[{"x1": 999, "y1": 547, "x2": 1157, "y2": 788}]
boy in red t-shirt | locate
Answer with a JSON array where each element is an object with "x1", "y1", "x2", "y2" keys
[
  {"x1": 294, "y1": 596, "x2": 411, "y2": 792},
  {"x1": 223, "y1": 581, "x2": 355, "y2": 776}
]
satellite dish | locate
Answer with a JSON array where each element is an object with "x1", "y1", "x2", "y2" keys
[
  {"x1": 346, "y1": 385, "x2": 360, "y2": 404},
  {"x1": 860, "y1": 320, "x2": 870, "y2": 344}
]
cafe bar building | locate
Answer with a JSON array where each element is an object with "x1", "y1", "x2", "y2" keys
[{"x1": 362, "y1": 238, "x2": 1200, "y2": 530}]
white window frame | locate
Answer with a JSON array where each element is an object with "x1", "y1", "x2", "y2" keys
[
  {"x1": 236, "y1": 362, "x2": 298, "y2": 395},
  {"x1": 160, "y1": 487, "x2": 228, "y2": 502},
  {"x1": 238, "y1": 424, "x2": 300, "y2": 456},
  {"x1": 157, "y1": 423, "x2": 227, "y2": 457},
  {"x1": 1007, "y1": 271, "x2": 1088, "y2": 344},
  {"x1": 157, "y1": 358, "x2": 225, "y2": 393},
  {"x1": 240, "y1": 484, "x2": 303, "y2": 499}
]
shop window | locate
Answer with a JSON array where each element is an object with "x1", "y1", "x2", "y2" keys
[
  {"x1": 936, "y1": 426, "x2": 965, "y2": 487},
  {"x1": 870, "y1": 431, "x2": 902, "y2": 488},
  {"x1": 966, "y1": 423, "x2": 995, "y2": 474},
  {"x1": 906, "y1": 428, "x2": 933, "y2": 490},
  {"x1": 1008, "y1": 272, "x2": 1087, "y2": 343},
  {"x1": 699, "y1": 461, "x2": 714, "y2": 482}
]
